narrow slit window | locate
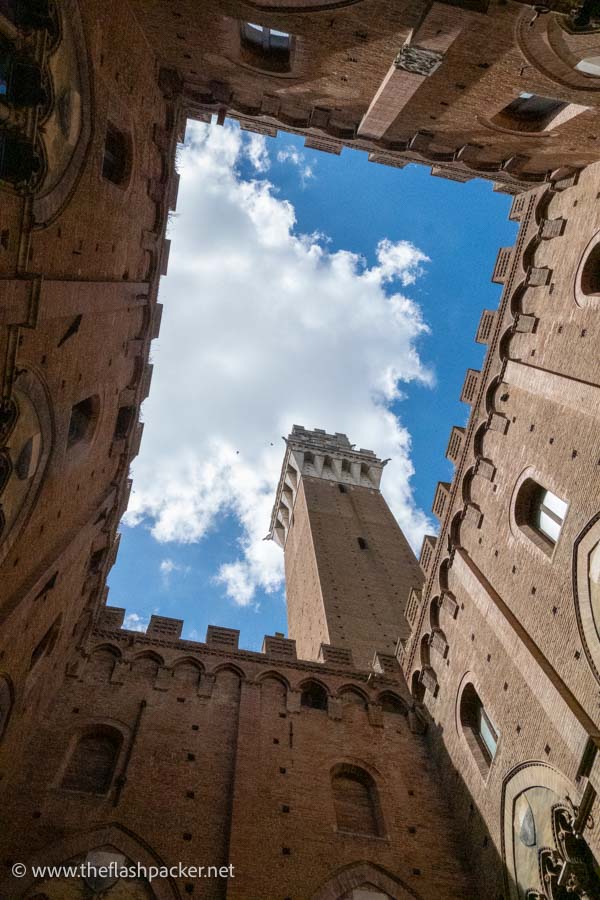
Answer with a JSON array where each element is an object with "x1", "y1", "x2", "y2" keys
[{"x1": 357, "y1": 537, "x2": 368, "y2": 550}]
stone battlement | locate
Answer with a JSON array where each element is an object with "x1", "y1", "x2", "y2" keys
[
  {"x1": 269, "y1": 425, "x2": 388, "y2": 547},
  {"x1": 95, "y1": 607, "x2": 402, "y2": 679}
]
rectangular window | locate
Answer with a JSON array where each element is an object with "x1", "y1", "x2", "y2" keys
[
  {"x1": 536, "y1": 489, "x2": 567, "y2": 543},
  {"x1": 478, "y1": 707, "x2": 498, "y2": 760}
]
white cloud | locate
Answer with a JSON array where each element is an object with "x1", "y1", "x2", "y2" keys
[
  {"x1": 159, "y1": 557, "x2": 191, "y2": 586},
  {"x1": 123, "y1": 612, "x2": 149, "y2": 632},
  {"x1": 245, "y1": 133, "x2": 270, "y2": 173},
  {"x1": 277, "y1": 145, "x2": 315, "y2": 185},
  {"x1": 124, "y1": 120, "x2": 434, "y2": 606}
]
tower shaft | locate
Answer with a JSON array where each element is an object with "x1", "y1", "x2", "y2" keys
[{"x1": 270, "y1": 426, "x2": 423, "y2": 669}]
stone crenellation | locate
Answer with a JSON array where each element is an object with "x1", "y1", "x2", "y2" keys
[{"x1": 2, "y1": 0, "x2": 600, "y2": 897}]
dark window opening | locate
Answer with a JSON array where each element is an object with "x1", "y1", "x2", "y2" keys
[
  {"x1": 300, "y1": 680, "x2": 328, "y2": 711},
  {"x1": 380, "y1": 693, "x2": 407, "y2": 716},
  {"x1": 0, "y1": 47, "x2": 46, "y2": 107},
  {"x1": 102, "y1": 124, "x2": 130, "y2": 185},
  {"x1": 88, "y1": 549, "x2": 106, "y2": 575},
  {"x1": 61, "y1": 726, "x2": 122, "y2": 794},
  {"x1": 114, "y1": 405, "x2": 135, "y2": 441},
  {"x1": 68, "y1": 396, "x2": 99, "y2": 447},
  {"x1": 0, "y1": 132, "x2": 40, "y2": 184},
  {"x1": 580, "y1": 243, "x2": 600, "y2": 296},
  {"x1": 240, "y1": 22, "x2": 293, "y2": 73},
  {"x1": 338, "y1": 484, "x2": 346, "y2": 494},
  {"x1": 493, "y1": 93, "x2": 568, "y2": 133},
  {"x1": 357, "y1": 537, "x2": 368, "y2": 550}
]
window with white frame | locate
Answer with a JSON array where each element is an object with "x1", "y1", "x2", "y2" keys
[
  {"x1": 515, "y1": 478, "x2": 567, "y2": 555},
  {"x1": 240, "y1": 22, "x2": 293, "y2": 73}
]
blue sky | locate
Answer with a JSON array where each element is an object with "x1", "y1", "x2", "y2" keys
[{"x1": 107, "y1": 120, "x2": 517, "y2": 651}]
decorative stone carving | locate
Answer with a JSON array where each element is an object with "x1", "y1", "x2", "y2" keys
[
  {"x1": 395, "y1": 44, "x2": 444, "y2": 77},
  {"x1": 525, "y1": 805, "x2": 600, "y2": 899}
]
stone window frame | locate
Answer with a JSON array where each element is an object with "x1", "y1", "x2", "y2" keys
[
  {"x1": 510, "y1": 466, "x2": 569, "y2": 560},
  {"x1": 481, "y1": 91, "x2": 588, "y2": 137},
  {"x1": 51, "y1": 718, "x2": 129, "y2": 800},
  {"x1": 574, "y1": 512, "x2": 600, "y2": 686},
  {"x1": 575, "y1": 230, "x2": 600, "y2": 308},
  {"x1": 0, "y1": 369, "x2": 53, "y2": 568},
  {"x1": 67, "y1": 394, "x2": 101, "y2": 451},
  {"x1": 330, "y1": 762, "x2": 386, "y2": 839},
  {"x1": 455, "y1": 672, "x2": 500, "y2": 782},
  {"x1": 299, "y1": 678, "x2": 329, "y2": 711},
  {"x1": 238, "y1": 21, "x2": 296, "y2": 75}
]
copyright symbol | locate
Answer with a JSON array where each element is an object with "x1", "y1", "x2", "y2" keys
[{"x1": 12, "y1": 863, "x2": 26, "y2": 878}]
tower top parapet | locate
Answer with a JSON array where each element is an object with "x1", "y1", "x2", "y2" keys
[{"x1": 268, "y1": 425, "x2": 388, "y2": 548}]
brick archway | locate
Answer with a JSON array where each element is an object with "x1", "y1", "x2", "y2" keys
[
  {"x1": 310, "y1": 862, "x2": 423, "y2": 900},
  {"x1": 0, "y1": 824, "x2": 179, "y2": 900}
]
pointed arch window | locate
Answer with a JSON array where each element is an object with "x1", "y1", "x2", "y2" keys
[
  {"x1": 331, "y1": 764, "x2": 382, "y2": 837},
  {"x1": 61, "y1": 726, "x2": 122, "y2": 794},
  {"x1": 460, "y1": 683, "x2": 498, "y2": 775},
  {"x1": 300, "y1": 680, "x2": 328, "y2": 711}
]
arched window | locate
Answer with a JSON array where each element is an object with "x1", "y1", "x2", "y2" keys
[
  {"x1": 15, "y1": 431, "x2": 41, "y2": 479},
  {"x1": 173, "y1": 661, "x2": 202, "y2": 689},
  {"x1": 339, "y1": 688, "x2": 367, "y2": 710},
  {"x1": 331, "y1": 765, "x2": 382, "y2": 836},
  {"x1": 260, "y1": 675, "x2": 287, "y2": 710},
  {"x1": 130, "y1": 654, "x2": 160, "y2": 683},
  {"x1": 84, "y1": 648, "x2": 118, "y2": 683},
  {"x1": 380, "y1": 692, "x2": 407, "y2": 716},
  {"x1": 68, "y1": 396, "x2": 99, "y2": 447},
  {"x1": 576, "y1": 56, "x2": 600, "y2": 77},
  {"x1": 515, "y1": 479, "x2": 567, "y2": 555},
  {"x1": 61, "y1": 726, "x2": 122, "y2": 794},
  {"x1": 411, "y1": 669, "x2": 425, "y2": 703},
  {"x1": 300, "y1": 680, "x2": 328, "y2": 711},
  {"x1": 492, "y1": 93, "x2": 568, "y2": 133},
  {"x1": 460, "y1": 683, "x2": 498, "y2": 774},
  {"x1": 240, "y1": 22, "x2": 293, "y2": 73},
  {"x1": 579, "y1": 242, "x2": 600, "y2": 296},
  {"x1": 102, "y1": 124, "x2": 130, "y2": 185}
]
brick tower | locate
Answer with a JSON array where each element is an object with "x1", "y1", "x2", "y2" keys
[{"x1": 270, "y1": 425, "x2": 423, "y2": 670}]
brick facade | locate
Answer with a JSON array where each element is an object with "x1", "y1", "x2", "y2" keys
[{"x1": 2, "y1": 0, "x2": 600, "y2": 897}]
